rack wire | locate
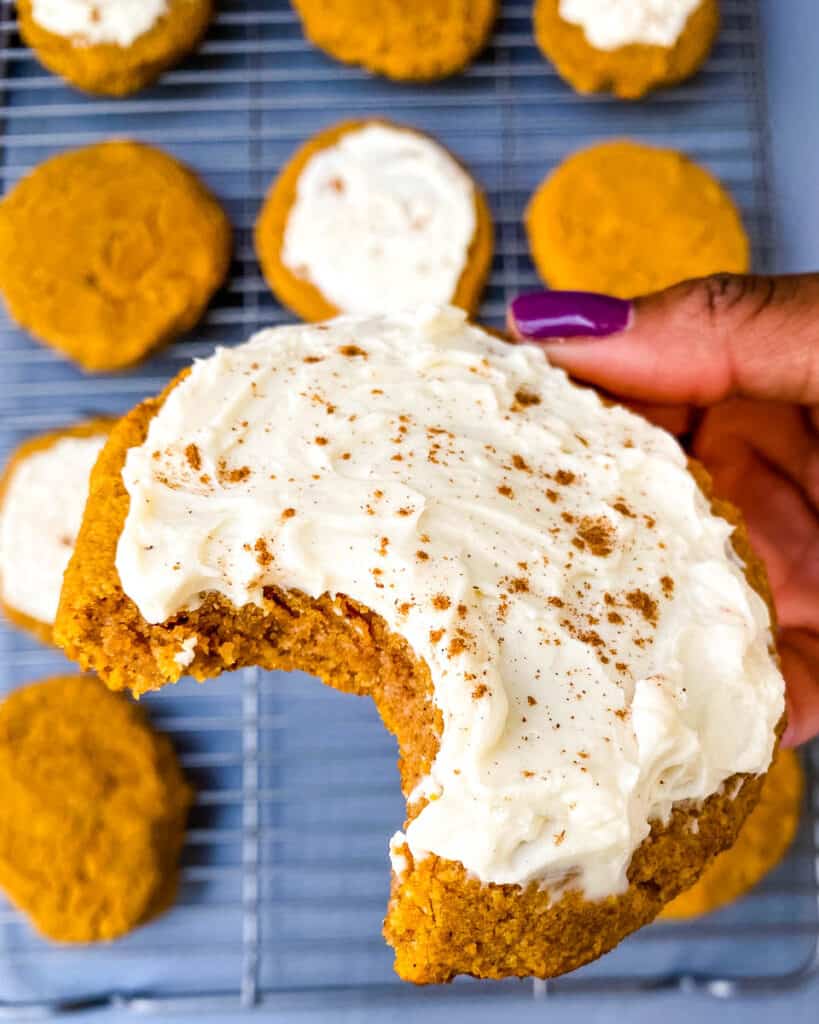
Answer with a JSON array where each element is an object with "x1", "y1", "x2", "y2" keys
[{"x1": 0, "y1": 0, "x2": 816, "y2": 1016}]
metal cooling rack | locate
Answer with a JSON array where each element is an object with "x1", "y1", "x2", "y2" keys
[{"x1": 0, "y1": 0, "x2": 816, "y2": 1016}]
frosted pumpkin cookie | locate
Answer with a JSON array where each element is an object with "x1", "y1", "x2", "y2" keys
[
  {"x1": 0, "y1": 141, "x2": 231, "y2": 372},
  {"x1": 55, "y1": 308, "x2": 784, "y2": 982},
  {"x1": 0, "y1": 418, "x2": 114, "y2": 646},
  {"x1": 526, "y1": 140, "x2": 749, "y2": 299},
  {"x1": 533, "y1": 0, "x2": 719, "y2": 99},
  {"x1": 291, "y1": 0, "x2": 497, "y2": 81},
  {"x1": 255, "y1": 120, "x2": 493, "y2": 321},
  {"x1": 661, "y1": 749, "x2": 804, "y2": 920},
  {"x1": 0, "y1": 674, "x2": 192, "y2": 943},
  {"x1": 17, "y1": 0, "x2": 214, "y2": 97}
]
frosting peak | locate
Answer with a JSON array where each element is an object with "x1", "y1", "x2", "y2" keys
[{"x1": 115, "y1": 308, "x2": 784, "y2": 899}]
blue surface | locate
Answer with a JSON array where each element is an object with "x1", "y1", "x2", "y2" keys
[{"x1": 1, "y1": 0, "x2": 818, "y2": 1020}]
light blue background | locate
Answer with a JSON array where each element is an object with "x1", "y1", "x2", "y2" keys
[{"x1": 31, "y1": 2, "x2": 819, "y2": 1021}]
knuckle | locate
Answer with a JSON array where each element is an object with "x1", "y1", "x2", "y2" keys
[{"x1": 698, "y1": 273, "x2": 771, "y2": 325}]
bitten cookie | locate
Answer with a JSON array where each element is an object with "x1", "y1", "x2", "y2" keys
[
  {"x1": 55, "y1": 309, "x2": 784, "y2": 982},
  {"x1": 291, "y1": 0, "x2": 497, "y2": 81},
  {"x1": 0, "y1": 418, "x2": 114, "y2": 646},
  {"x1": 0, "y1": 140, "x2": 232, "y2": 372},
  {"x1": 17, "y1": 0, "x2": 214, "y2": 97},
  {"x1": 533, "y1": 0, "x2": 719, "y2": 99},
  {"x1": 661, "y1": 749, "x2": 804, "y2": 920},
  {"x1": 526, "y1": 140, "x2": 749, "y2": 299},
  {"x1": 0, "y1": 675, "x2": 192, "y2": 943},
  {"x1": 255, "y1": 119, "x2": 493, "y2": 321}
]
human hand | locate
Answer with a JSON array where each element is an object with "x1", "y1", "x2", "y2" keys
[{"x1": 508, "y1": 275, "x2": 819, "y2": 747}]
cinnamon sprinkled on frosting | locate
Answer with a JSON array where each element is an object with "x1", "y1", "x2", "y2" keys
[{"x1": 116, "y1": 307, "x2": 784, "y2": 900}]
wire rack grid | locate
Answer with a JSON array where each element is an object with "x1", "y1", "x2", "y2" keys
[{"x1": 0, "y1": 0, "x2": 817, "y2": 1017}]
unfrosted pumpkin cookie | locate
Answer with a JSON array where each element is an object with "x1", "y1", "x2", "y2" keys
[
  {"x1": 526, "y1": 140, "x2": 749, "y2": 299},
  {"x1": 661, "y1": 749, "x2": 804, "y2": 920},
  {"x1": 0, "y1": 674, "x2": 192, "y2": 943},
  {"x1": 17, "y1": 0, "x2": 214, "y2": 97},
  {"x1": 533, "y1": 0, "x2": 719, "y2": 99},
  {"x1": 255, "y1": 120, "x2": 493, "y2": 321},
  {"x1": 291, "y1": 0, "x2": 497, "y2": 81},
  {"x1": 0, "y1": 140, "x2": 231, "y2": 372},
  {"x1": 0, "y1": 418, "x2": 114, "y2": 646},
  {"x1": 55, "y1": 308, "x2": 784, "y2": 981}
]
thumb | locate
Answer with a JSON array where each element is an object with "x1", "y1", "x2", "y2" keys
[{"x1": 508, "y1": 274, "x2": 819, "y2": 405}]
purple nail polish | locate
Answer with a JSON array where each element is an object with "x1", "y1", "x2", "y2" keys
[{"x1": 510, "y1": 290, "x2": 632, "y2": 341}]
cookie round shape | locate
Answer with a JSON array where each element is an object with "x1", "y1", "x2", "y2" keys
[
  {"x1": 0, "y1": 141, "x2": 232, "y2": 372},
  {"x1": 56, "y1": 309, "x2": 784, "y2": 981},
  {"x1": 255, "y1": 120, "x2": 493, "y2": 320},
  {"x1": 533, "y1": 0, "x2": 719, "y2": 99},
  {"x1": 526, "y1": 140, "x2": 750, "y2": 299},
  {"x1": 17, "y1": 0, "x2": 214, "y2": 97},
  {"x1": 0, "y1": 675, "x2": 191, "y2": 943},
  {"x1": 292, "y1": 0, "x2": 497, "y2": 81},
  {"x1": 0, "y1": 418, "x2": 114, "y2": 646},
  {"x1": 661, "y1": 749, "x2": 804, "y2": 920}
]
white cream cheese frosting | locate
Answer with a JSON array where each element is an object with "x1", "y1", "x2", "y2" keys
[
  {"x1": 115, "y1": 307, "x2": 784, "y2": 900},
  {"x1": 1, "y1": 434, "x2": 107, "y2": 625},
  {"x1": 281, "y1": 124, "x2": 477, "y2": 315},
  {"x1": 558, "y1": 0, "x2": 702, "y2": 51},
  {"x1": 31, "y1": 0, "x2": 168, "y2": 48}
]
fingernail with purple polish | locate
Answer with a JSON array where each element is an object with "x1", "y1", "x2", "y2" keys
[{"x1": 510, "y1": 290, "x2": 632, "y2": 341}]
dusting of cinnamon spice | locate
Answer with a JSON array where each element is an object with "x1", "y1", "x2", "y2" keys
[
  {"x1": 448, "y1": 637, "x2": 467, "y2": 657},
  {"x1": 184, "y1": 443, "x2": 201, "y2": 471},
  {"x1": 432, "y1": 594, "x2": 451, "y2": 611},
  {"x1": 574, "y1": 516, "x2": 615, "y2": 557},
  {"x1": 554, "y1": 469, "x2": 575, "y2": 486},
  {"x1": 217, "y1": 460, "x2": 251, "y2": 485},
  {"x1": 338, "y1": 344, "x2": 367, "y2": 358},
  {"x1": 625, "y1": 589, "x2": 658, "y2": 625},
  {"x1": 254, "y1": 538, "x2": 273, "y2": 566},
  {"x1": 513, "y1": 388, "x2": 541, "y2": 408}
]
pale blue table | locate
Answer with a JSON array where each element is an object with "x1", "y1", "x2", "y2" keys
[{"x1": 40, "y1": 2, "x2": 819, "y2": 1021}]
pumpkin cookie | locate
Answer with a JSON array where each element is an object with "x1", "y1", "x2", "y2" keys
[
  {"x1": 0, "y1": 418, "x2": 114, "y2": 646},
  {"x1": 526, "y1": 140, "x2": 749, "y2": 299},
  {"x1": 55, "y1": 310, "x2": 784, "y2": 981},
  {"x1": 661, "y1": 749, "x2": 804, "y2": 920},
  {"x1": 17, "y1": 0, "x2": 214, "y2": 97},
  {"x1": 533, "y1": 0, "x2": 719, "y2": 99},
  {"x1": 0, "y1": 675, "x2": 192, "y2": 943},
  {"x1": 292, "y1": 0, "x2": 497, "y2": 81},
  {"x1": 0, "y1": 140, "x2": 231, "y2": 372},
  {"x1": 255, "y1": 120, "x2": 493, "y2": 320}
]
